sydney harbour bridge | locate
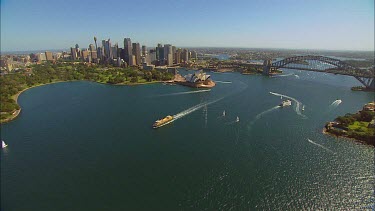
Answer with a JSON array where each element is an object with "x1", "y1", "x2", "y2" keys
[{"x1": 259, "y1": 55, "x2": 374, "y2": 90}]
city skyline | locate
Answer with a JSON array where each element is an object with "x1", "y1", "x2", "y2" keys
[{"x1": 1, "y1": 0, "x2": 374, "y2": 52}]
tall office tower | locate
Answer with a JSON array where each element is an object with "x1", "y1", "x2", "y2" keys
[
  {"x1": 175, "y1": 48, "x2": 182, "y2": 64},
  {"x1": 191, "y1": 51, "x2": 197, "y2": 60},
  {"x1": 182, "y1": 49, "x2": 189, "y2": 63},
  {"x1": 132, "y1": 43, "x2": 141, "y2": 65},
  {"x1": 89, "y1": 44, "x2": 96, "y2": 61},
  {"x1": 164, "y1": 44, "x2": 173, "y2": 66},
  {"x1": 102, "y1": 39, "x2": 112, "y2": 60},
  {"x1": 142, "y1": 45, "x2": 147, "y2": 56},
  {"x1": 124, "y1": 38, "x2": 132, "y2": 65},
  {"x1": 37, "y1": 53, "x2": 46, "y2": 62},
  {"x1": 75, "y1": 44, "x2": 80, "y2": 59},
  {"x1": 45, "y1": 51, "x2": 53, "y2": 61},
  {"x1": 149, "y1": 49, "x2": 157, "y2": 64},
  {"x1": 172, "y1": 46, "x2": 176, "y2": 56},
  {"x1": 157, "y1": 45, "x2": 165, "y2": 65},
  {"x1": 97, "y1": 47, "x2": 104, "y2": 60},
  {"x1": 70, "y1": 47, "x2": 77, "y2": 60},
  {"x1": 112, "y1": 43, "x2": 118, "y2": 59}
]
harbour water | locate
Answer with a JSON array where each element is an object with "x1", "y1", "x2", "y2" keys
[{"x1": 1, "y1": 69, "x2": 374, "y2": 210}]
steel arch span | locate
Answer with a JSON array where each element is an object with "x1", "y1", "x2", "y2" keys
[{"x1": 264, "y1": 55, "x2": 374, "y2": 89}]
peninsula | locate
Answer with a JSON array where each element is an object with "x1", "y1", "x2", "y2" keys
[
  {"x1": 324, "y1": 102, "x2": 375, "y2": 146},
  {"x1": 0, "y1": 61, "x2": 174, "y2": 123}
]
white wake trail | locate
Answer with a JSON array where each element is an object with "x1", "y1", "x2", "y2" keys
[
  {"x1": 330, "y1": 99, "x2": 342, "y2": 107},
  {"x1": 173, "y1": 98, "x2": 223, "y2": 120},
  {"x1": 269, "y1": 92, "x2": 307, "y2": 118},
  {"x1": 248, "y1": 106, "x2": 280, "y2": 128},
  {"x1": 157, "y1": 89, "x2": 211, "y2": 97},
  {"x1": 275, "y1": 73, "x2": 294, "y2": 77},
  {"x1": 307, "y1": 139, "x2": 334, "y2": 154},
  {"x1": 215, "y1": 81, "x2": 232, "y2": 84}
]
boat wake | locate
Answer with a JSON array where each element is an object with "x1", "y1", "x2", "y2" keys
[
  {"x1": 307, "y1": 139, "x2": 334, "y2": 154},
  {"x1": 329, "y1": 99, "x2": 342, "y2": 108},
  {"x1": 269, "y1": 92, "x2": 307, "y2": 118},
  {"x1": 294, "y1": 75, "x2": 300, "y2": 79},
  {"x1": 215, "y1": 81, "x2": 232, "y2": 84},
  {"x1": 157, "y1": 89, "x2": 211, "y2": 97},
  {"x1": 173, "y1": 98, "x2": 223, "y2": 120},
  {"x1": 274, "y1": 73, "x2": 294, "y2": 77}
]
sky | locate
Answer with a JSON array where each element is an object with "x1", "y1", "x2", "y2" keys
[{"x1": 1, "y1": 0, "x2": 374, "y2": 52}]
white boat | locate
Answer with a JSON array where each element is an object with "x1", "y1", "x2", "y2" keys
[
  {"x1": 2, "y1": 140, "x2": 8, "y2": 149},
  {"x1": 222, "y1": 110, "x2": 226, "y2": 117},
  {"x1": 236, "y1": 116, "x2": 240, "y2": 122},
  {"x1": 302, "y1": 105, "x2": 305, "y2": 111},
  {"x1": 279, "y1": 100, "x2": 292, "y2": 107}
]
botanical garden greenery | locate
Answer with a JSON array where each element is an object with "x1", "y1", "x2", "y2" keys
[{"x1": 0, "y1": 61, "x2": 174, "y2": 121}]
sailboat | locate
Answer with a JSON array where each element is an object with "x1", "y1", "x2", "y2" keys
[
  {"x1": 222, "y1": 110, "x2": 226, "y2": 117},
  {"x1": 2, "y1": 140, "x2": 8, "y2": 149},
  {"x1": 236, "y1": 116, "x2": 240, "y2": 122}
]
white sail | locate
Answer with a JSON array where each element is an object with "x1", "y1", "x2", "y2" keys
[{"x1": 2, "y1": 140, "x2": 7, "y2": 149}]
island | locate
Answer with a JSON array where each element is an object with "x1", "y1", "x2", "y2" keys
[
  {"x1": 0, "y1": 61, "x2": 174, "y2": 123},
  {"x1": 324, "y1": 102, "x2": 375, "y2": 146}
]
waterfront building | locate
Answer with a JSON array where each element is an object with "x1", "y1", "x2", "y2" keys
[
  {"x1": 45, "y1": 51, "x2": 53, "y2": 61},
  {"x1": 167, "y1": 54, "x2": 173, "y2": 66},
  {"x1": 124, "y1": 38, "x2": 132, "y2": 65},
  {"x1": 132, "y1": 43, "x2": 141, "y2": 65},
  {"x1": 175, "y1": 48, "x2": 182, "y2": 64},
  {"x1": 182, "y1": 49, "x2": 189, "y2": 63}
]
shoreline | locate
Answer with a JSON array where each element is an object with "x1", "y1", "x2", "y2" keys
[
  {"x1": 0, "y1": 79, "x2": 164, "y2": 124},
  {"x1": 322, "y1": 127, "x2": 373, "y2": 146}
]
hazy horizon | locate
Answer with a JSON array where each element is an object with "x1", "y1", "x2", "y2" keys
[{"x1": 1, "y1": 0, "x2": 374, "y2": 52}]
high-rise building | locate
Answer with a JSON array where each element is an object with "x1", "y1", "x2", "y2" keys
[
  {"x1": 182, "y1": 49, "x2": 189, "y2": 63},
  {"x1": 89, "y1": 44, "x2": 97, "y2": 60},
  {"x1": 142, "y1": 45, "x2": 147, "y2": 57},
  {"x1": 102, "y1": 39, "x2": 112, "y2": 60},
  {"x1": 81, "y1": 49, "x2": 90, "y2": 62},
  {"x1": 129, "y1": 55, "x2": 136, "y2": 66},
  {"x1": 164, "y1": 44, "x2": 173, "y2": 66},
  {"x1": 132, "y1": 43, "x2": 141, "y2": 65},
  {"x1": 157, "y1": 45, "x2": 165, "y2": 65},
  {"x1": 112, "y1": 43, "x2": 118, "y2": 59},
  {"x1": 45, "y1": 51, "x2": 53, "y2": 61},
  {"x1": 175, "y1": 48, "x2": 182, "y2": 64},
  {"x1": 70, "y1": 47, "x2": 77, "y2": 60},
  {"x1": 97, "y1": 47, "x2": 104, "y2": 60},
  {"x1": 124, "y1": 38, "x2": 132, "y2": 65}
]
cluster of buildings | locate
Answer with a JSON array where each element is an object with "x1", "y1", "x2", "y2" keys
[{"x1": 69, "y1": 37, "x2": 198, "y2": 70}]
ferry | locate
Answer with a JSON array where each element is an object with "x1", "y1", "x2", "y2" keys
[
  {"x1": 279, "y1": 100, "x2": 292, "y2": 107},
  {"x1": 153, "y1": 115, "x2": 174, "y2": 129},
  {"x1": 302, "y1": 105, "x2": 305, "y2": 111}
]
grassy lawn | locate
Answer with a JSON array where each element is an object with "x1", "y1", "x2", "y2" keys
[{"x1": 348, "y1": 121, "x2": 369, "y2": 132}]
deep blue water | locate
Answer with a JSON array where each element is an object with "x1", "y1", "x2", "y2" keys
[{"x1": 1, "y1": 69, "x2": 374, "y2": 210}]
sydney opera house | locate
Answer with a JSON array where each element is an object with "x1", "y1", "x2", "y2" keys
[{"x1": 174, "y1": 71, "x2": 215, "y2": 88}]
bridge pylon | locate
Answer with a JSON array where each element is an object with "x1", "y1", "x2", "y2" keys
[{"x1": 263, "y1": 59, "x2": 272, "y2": 76}]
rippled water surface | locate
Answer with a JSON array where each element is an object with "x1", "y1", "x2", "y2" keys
[{"x1": 1, "y1": 69, "x2": 374, "y2": 210}]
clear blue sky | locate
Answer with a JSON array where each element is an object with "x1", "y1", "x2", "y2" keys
[{"x1": 1, "y1": 0, "x2": 374, "y2": 51}]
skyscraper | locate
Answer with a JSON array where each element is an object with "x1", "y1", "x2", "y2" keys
[
  {"x1": 164, "y1": 44, "x2": 173, "y2": 66},
  {"x1": 70, "y1": 47, "x2": 77, "y2": 60},
  {"x1": 124, "y1": 38, "x2": 132, "y2": 65},
  {"x1": 102, "y1": 39, "x2": 112, "y2": 60},
  {"x1": 132, "y1": 43, "x2": 141, "y2": 65},
  {"x1": 182, "y1": 49, "x2": 189, "y2": 63},
  {"x1": 142, "y1": 45, "x2": 147, "y2": 57}
]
